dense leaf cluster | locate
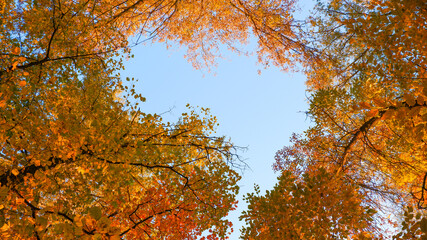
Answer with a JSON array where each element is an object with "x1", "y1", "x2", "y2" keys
[{"x1": 1, "y1": 0, "x2": 425, "y2": 239}]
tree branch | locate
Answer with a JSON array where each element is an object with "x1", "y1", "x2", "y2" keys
[{"x1": 336, "y1": 101, "x2": 427, "y2": 175}]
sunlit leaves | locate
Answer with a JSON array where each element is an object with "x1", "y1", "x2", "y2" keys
[
  {"x1": 393, "y1": 206, "x2": 427, "y2": 239},
  {"x1": 255, "y1": 0, "x2": 427, "y2": 237},
  {"x1": 0, "y1": 65, "x2": 241, "y2": 238},
  {"x1": 293, "y1": 0, "x2": 427, "y2": 206},
  {"x1": 0, "y1": 0, "x2": 250, "y2": 238},
  {"x1": 240, "y1": 168, "x2": 378, "y2": 239}
]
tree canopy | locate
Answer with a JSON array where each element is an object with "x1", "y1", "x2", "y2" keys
[
  {"x1": 240, "y1": 0, "x2": 427, "y2": 238},
  {"x1": 2, "y1": 0, "x2": 426, "y2": 238},
  {"x1": 298, "y1": 0, "x2": 426, "y2": 210},
  {"x1": 240, "y1": 168, "x2": 378, "y2": 239},
  {"x1": 0, "y1": 68, "x2": 241, "y2": 238},
  {"x1": 1, "y1": 0, "x2": 290, "y2": 238}
]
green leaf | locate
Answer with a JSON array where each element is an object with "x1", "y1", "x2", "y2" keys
[
  {"x1": 420, "y1": 217, "x2": 427, "y2": 233},
  {"x1": 0, "y1": 186, "x2": 8, "y2": 197},
  {"x1": 88, "y1": 206, "x2": 102, "y2": 220},
  {"x1": 0, "y1": 186, "x2": 8, "y2": 203},
  {"x1": 36, "y1": 216, "x2": 48, "y2": 227},
  {"x1": 0, "y1": 211, "x2": 5, "y2": 228},
  {"x1": 94, "y1": 234, "x2": 103, "y2": 240}
]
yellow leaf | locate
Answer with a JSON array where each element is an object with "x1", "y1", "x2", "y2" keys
[
  {"x1": 77, "y1": 167, "x2": 87, "y2": 174},
  {"x1": 18, "y1": 81, "x2": 26, "y2": 87},
  {"x1": 0, "y1": 222, "x2": 10, "y2": 231}
]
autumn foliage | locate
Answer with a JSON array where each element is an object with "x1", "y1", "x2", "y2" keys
[
  {"x1": 240, "y1": 167, "x2": 377, "y2": 239},
  {"x1": 301, "y1": 0, "x2": 426, "y2": 212},
  {"x1": 240, "y1": 0, "x2": 426, "y2": 238},
  {"x1": 1, "y1": 0, "x2": 427, "y2": 238},
  {"x1": 0, "y1": 0, "x2": 273, "y2": 238}
]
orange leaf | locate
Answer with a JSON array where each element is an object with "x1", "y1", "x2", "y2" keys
[
  {"x1": 12, "y1": 47, "x2": 20, "y2": 55},
  {"x1": 416, "y1": 95, "x2": 425, "y2": 105},
  {"x1": 403, "y1": 93, "x2": 416, "y2": 106},
  {"x1": 11, "y1": 61, "x2": 19, "y2": 70},
  {"x1": 366, "y1": 109, "x2": 379, "y2": 118},
  {"x1": 359, "y1": 102, "x2": 371, "y2": 109},
  {"x1": 381, "y1": 110, "x2": 395, "y2": 120},
  {"x1": 11, "y1": 169, "x2": 19, "y2": 176}
]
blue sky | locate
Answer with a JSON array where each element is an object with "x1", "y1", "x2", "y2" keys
[
  {"x1": 120, "y1": 2, "x2": 316, "y2": 237},
  {"x1": 121, "y1": 41, "x2": 310, "y2": 239}
]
